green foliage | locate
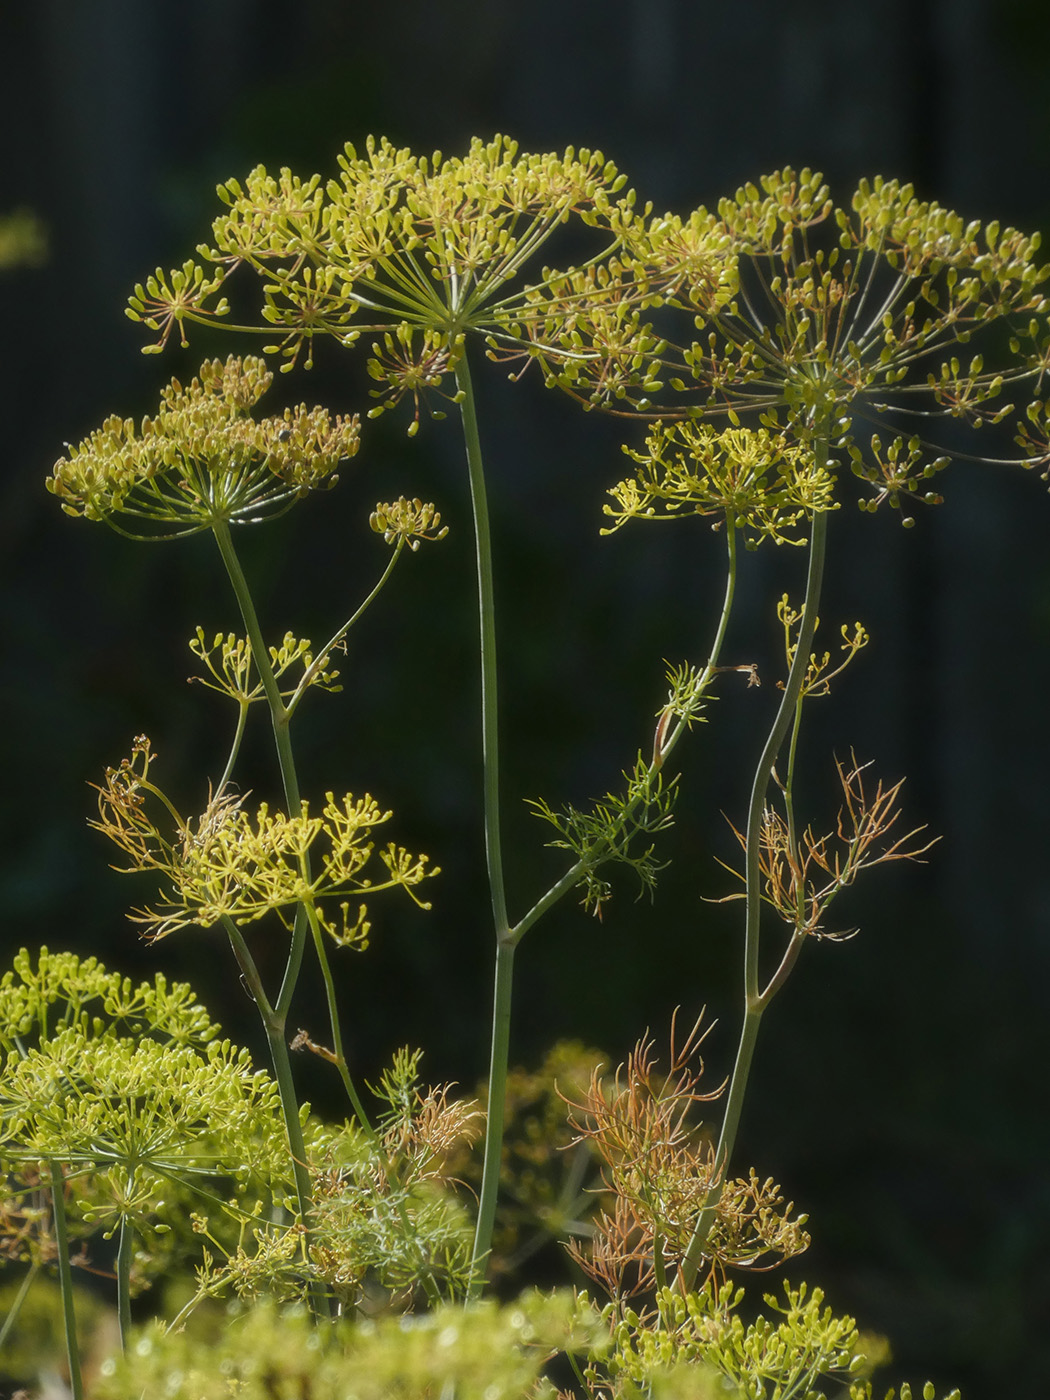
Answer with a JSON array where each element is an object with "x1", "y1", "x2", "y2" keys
[
  {"x1": 0, "y1": 945, "x2": 218, "y2": 1053},
  {"x1": 0, "y1": 1275, "x2": 108, "y2": 1377},
  {"x1": 529, "y1": 758, "x2": 679, "y2": 915},
  {"x1": 0, "y1": 949, "x2": 289, "y2": 1299},
  {"x1": 94, "y1": 1290, "x2": 606, "y2": 1399},
  {"x1": 602, "y1": 1280, "x2": 880, "y2": 1399}
]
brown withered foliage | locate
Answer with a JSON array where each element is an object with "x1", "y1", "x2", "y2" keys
[
  {"x1": 718, "y1": 753, "x2": 937, "y2": 941},
  {"x1": 563, "y1": 1013, "x2": 808, "y2": 1300}
]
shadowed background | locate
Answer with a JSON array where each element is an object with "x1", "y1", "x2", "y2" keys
[{"x1": 3, "y1": 2, "x2": 1050, "y2": 1394}]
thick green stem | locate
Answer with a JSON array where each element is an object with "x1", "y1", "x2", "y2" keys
[
  {"x1": 452, "y1": 351, "x2": 514, "y2": 1297},
  {"x1": 678, "y1": 486, "x2": 829, "y2": 1291},
  {"x1": 263, "y1": 1018, "x2": 321, "y2": 1231},
  {"x1": 47, "y1": 1161, "x2": 83, "y2": 1400},
  {"x1": 220, "y1": 914, "x2": 320, "y2": 1304},
  {"x1": 454, "y1": 353, "x2": 509, "y2": 939}
]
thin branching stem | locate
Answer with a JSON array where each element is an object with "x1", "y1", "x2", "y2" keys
[
  {"x1": 211, "y1": 518, "x2": 335, "y2": 1313},
  {"x1": 678, "y1": 452, "x2": 830, "y2": 1291},
  {"x1": 302, "y1": 904, "x2": 375, "y2": 1135},
  {"x1": 508, "y1": 518, "x2": 739, "y2": 948},
  {"x1": 287, "y1": 537, "x2": 406, "y2": 715}
]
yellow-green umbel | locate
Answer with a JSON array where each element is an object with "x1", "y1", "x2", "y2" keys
[{"x1": 48, "y1": 355, "x2": 359, "y2": 538}]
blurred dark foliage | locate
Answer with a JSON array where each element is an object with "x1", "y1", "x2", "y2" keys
[{"x1": 2, "y1": 2, "x2": 1049, "y2": 1395}]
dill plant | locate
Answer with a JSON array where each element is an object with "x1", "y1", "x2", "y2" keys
[{"x1": 4, "y1": 136, "x2": 1045, "y2": 1396}]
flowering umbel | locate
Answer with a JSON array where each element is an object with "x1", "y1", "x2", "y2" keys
[
  {"x1": 48, "y1": 355, "x2": 360, "y2": 537},
  {"x1": 92, "y1": 737, "x2": 438, "y2": 944},
  {"x1": 604, "y1": 420, "x2": 837, "y2": 547},
  {"x1": 125, "y1": 136, "x2": 648, "y2": 421},
  {"x1": 528, "y1": 167, "x2": 1050, "y2": 518}
]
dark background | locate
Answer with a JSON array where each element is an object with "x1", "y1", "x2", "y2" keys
[{"x1": 3, "y1": 2, "x2": 1050, "y2": 1395}]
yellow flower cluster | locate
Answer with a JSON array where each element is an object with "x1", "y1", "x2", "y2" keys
[
  {"x1": 92, "y1": 738, "x2": 438, "y2": 944},
  {"x1": 48, "y1": 356, "x2": 359, "y2": 537}
]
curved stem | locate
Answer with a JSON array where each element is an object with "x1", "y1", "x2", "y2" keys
[
  {"x1": 286, "y1": 537, "x2": 406, "y2": 717},
  {"x1": 216, "y1": 697, "x2": 250, "y2": 796},
  {"x1": 47, "y1": 1160, "x2": 83, "y2": 1400},
  {"x1": 678, "y1": 489, "x2": 829, "y2": 1292},
  {"x1": 509, "y1": 518, "x2": 739, "y2": 948}
]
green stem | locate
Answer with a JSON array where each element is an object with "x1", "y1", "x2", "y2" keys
[
  {"x1": 218, "y1": 916, "x2": 320, "y2": 1305},
  {"x1": 742, "y1": 507, "x2": 828, "y2": 1004},
  {"x1": 212, "y1": 519, "x2": 301, "y2": 814},
  {"x1": 212, "y1": 520, "x2": 370, "y2": 1113},
  {"x1": 212, "y1": 521, "x2": 330, "y2": 1312},
  {"x1": 508, "y1": 519, "x2": 739, "y2": 948},
  {"x1": 303, "y1": 906, "x2": 375, "y2": 1135},
  {"x1": 264, "y1": 1018, "x2": 319, "y2": 1212},
  {"x1": 469, "y1": 939, "x2": 514, "y2": 1298},
  {"x1": 453, "y1": 349, "x2": 514, "y2": 1298},
  {"x1": 47, "y1": 1160, "x2": 83, "y2": 1400},
  {"x1": 783, "y1": 694, "x2": 805, "y2": 871},
  {"x1": 220, "y1": 912, "x2": 276, "y2": 1021},
  {"x1": 678, "y1": 489, "x2": 829, "y2": 1291},
  {"x1": 216, "y1": 697, "x2": 250, "y2": 795},
  {"x1": 455, "y1": 352, "x2": 510, "y2": 939},
  {"x1": 286, "y1": 537, "x2": 406, "y2": 717},
  {"x1": 0, "y1": 1261, "x2": 39, "y2": 1351},
  {"x1": 116, "y1": 1206, "x2": 133, "y2": 1349}
]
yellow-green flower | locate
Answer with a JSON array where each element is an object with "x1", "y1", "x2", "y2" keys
[
  {"x1": 605, "y1": 421, "x2": 836, "y2": 547},
  {"x1": 48, "y1": 355, "x2": 359, "y2": 537},
  {"x1": 126, "y1": 136, "x2": 651, "y2": 414},
  {"x1": 92, "y1": 737, "x2": 439, "y2": 945}
]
